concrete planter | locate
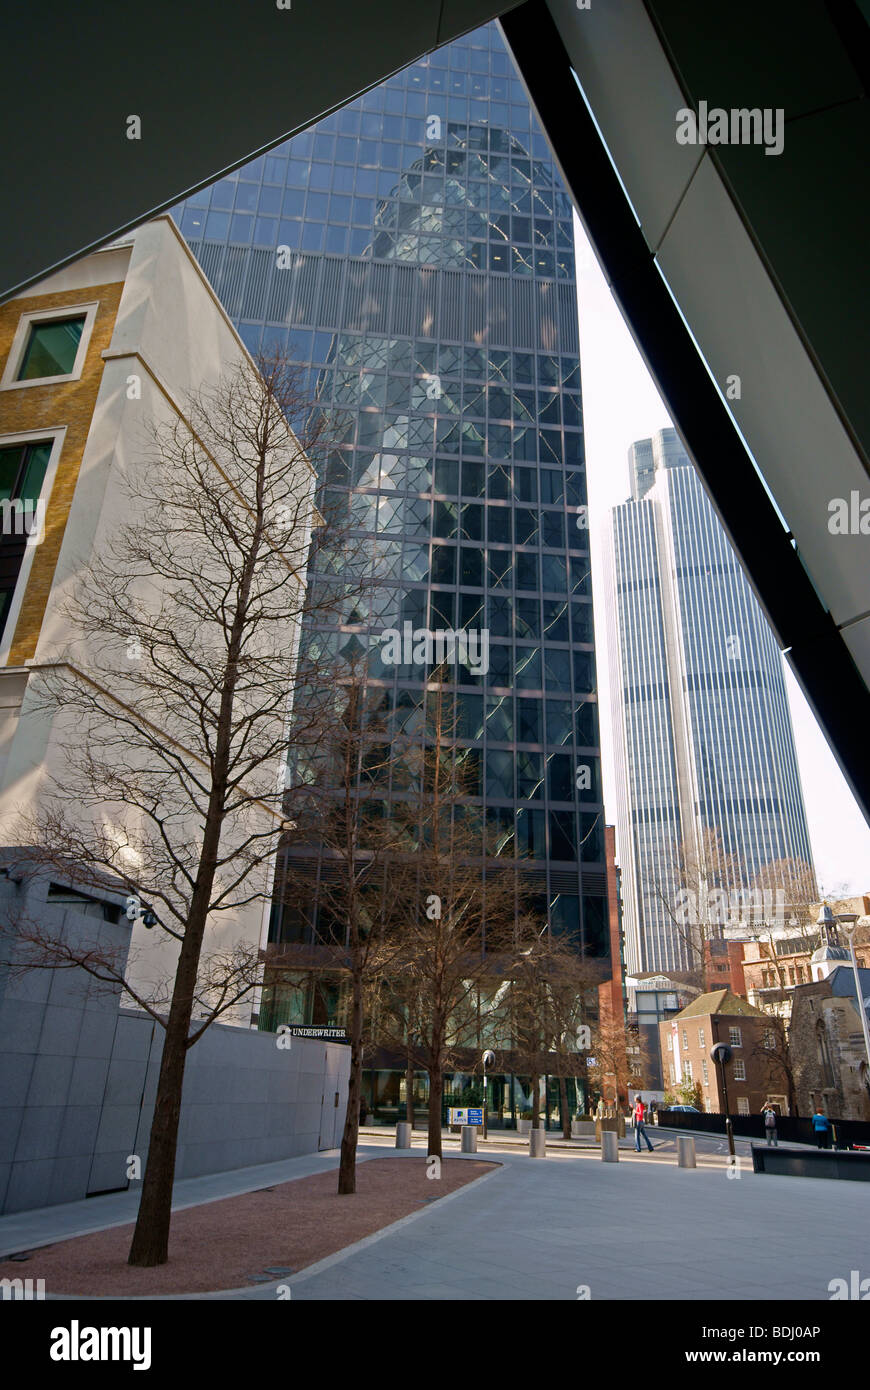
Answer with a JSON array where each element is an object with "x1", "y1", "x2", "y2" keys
[
  {"x1": 595, "y1": 1116, "x2": 626, "y2": 1139},
  {"x1": 517, "y1": 1118, "x2": 532, "y2": 1134},
  {"x1": 572, "y1": 1120, "x2": 596, "y2": 1137},
  {"x1": 460, "y1": 1125, "x2": 478, "y2": 1153}
]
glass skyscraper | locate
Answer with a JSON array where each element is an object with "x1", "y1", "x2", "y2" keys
[
  {"x1": 604, "y1": 429, "x2": 815, "y2": 978},
  {"x1": 173, "y1": 22, "x2": 607, "y2": 1031}
]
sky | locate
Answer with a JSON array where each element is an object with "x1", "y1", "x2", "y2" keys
[{"x1": 571, "y1": 217, "x2": 870, "y2": 898}]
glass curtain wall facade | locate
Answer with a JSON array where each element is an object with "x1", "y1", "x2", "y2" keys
[
  {"x1": 173, "y1": 24, "x2": 608, "y2": 1107},
  {"x1": 605, "y1": 429, "x2": 816, "y2": 977}
]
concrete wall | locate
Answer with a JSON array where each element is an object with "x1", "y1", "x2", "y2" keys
[{"x1": 0, "y1": 877, "x2": 349, "y2": 1215}]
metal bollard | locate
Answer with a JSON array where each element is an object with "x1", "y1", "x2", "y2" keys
[
  {"x1": 677, "y1": 1135, "x2": 696, "y2": 1168},
  {"x1": 529, "y1": 1127, "x2": 547, "y2": 1158},
  {"x1": 395, "y1": 1121, "x2": 412, "y2": 1149},
  {"x1": 461, "y1": 1124, "x2": 478, "y2": 1154},
  {"x1": 601, "y1": 1129, "x2": 619, "y2": 1162}
]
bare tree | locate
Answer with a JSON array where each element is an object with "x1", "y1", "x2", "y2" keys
[
  {"x1": 748, "y1": 1016, "x2": 799, "y2": 1116},
  {"x1": 588, "y1": 1010, "x2": 652, "y2": 1107},
  {"x1": 488, "y1": 920, "x2": 598, "y2": 1134},
  {"x1": 652, "y1": 827, "x2": 746, "y2": 991},
  {"x1": 273, "y1": 663, "x2": 418, "y2": 1195},
  {"x1": 0, "y1": 351, "x2": 358, "y2": 1267},
  {"x1": 530, "y1": 936, "x2": 600, "y2": 1137},
  {"x1": 364, "y1": 674, "x2": 518, "y2": 1159},
  {"x1": 742, "y1": 858, "x2": 820, "y2": 1007}
]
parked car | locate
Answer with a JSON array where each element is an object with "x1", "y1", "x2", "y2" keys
[{"x1": 669, "y1": 1104, "x2": 701, "y2": 1113}]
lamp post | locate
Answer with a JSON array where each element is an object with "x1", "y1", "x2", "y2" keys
[
  {"x1": 710, "y1": 1042, "x2": 734, "y2": 1154},
  {"x1": 481, "y1": 1050, "x2": 495, "y2": 1141}
]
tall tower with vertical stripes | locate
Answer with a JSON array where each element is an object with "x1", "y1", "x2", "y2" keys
[{"x1": 605, "y1": 428, "x2": 815, "y2": 976}]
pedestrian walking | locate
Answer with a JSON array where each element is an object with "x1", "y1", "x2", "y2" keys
[
  {"x1": 762, "y1": 1104, "x2": 778, "y2": 1147},
  {"x1": 811, "y1": 1107, "x2": 831, "y2": 1149},
  {"x1": 633, "y1": 1095, "x2": 654, "y2": 1153}
]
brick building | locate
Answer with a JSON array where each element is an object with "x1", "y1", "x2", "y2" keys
[
  {"x1": 704, "y1": 937, "x2": 747, "y2": 996},
  {"x1": 660, "y1": 989, "x2": 786, "y2": 1115}
]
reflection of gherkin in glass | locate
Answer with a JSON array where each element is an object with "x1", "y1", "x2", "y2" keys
[
  {"x1": 367, "y1": 128, "x2": 574, "y2": 278},
  {"x1": 174, "y1": 21, "x2": 606, "y2": 962}
]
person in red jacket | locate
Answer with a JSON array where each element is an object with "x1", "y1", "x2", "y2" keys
[{"x1": 633, "y1": 1096, "x2": 654, "y2": 1153}]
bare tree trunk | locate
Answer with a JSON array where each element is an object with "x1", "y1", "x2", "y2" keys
[
  {"x1": 126, "y1": 946, "x2": 197, "y2": 1265},
  {"x1": 128, "y1": 849, "x2": 218, "y2": 1264},
  {"x1": 338, "y1": 966, "x2": 363, "y2": 1194},
  {"x1": 531, "y1": 1070, "x2": 540, "y2": 1129},
  {"x1": 788, "y1": 1070, "x2": 799, "y2": 1118},
  {"x1": 406, "y1": 1054, "x2": 415, "y2": 1130},
  {"x1": 128, "y1": 758, "x2": 232, "y2": 1265},
  {"x1": 559, "y1": 1073, "x2": 571, "y2": 1140},
  {"x1": 427, "y1": 1057, "x2": 443, "y2": 1159}
]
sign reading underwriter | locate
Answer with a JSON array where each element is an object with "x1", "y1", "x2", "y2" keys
[{"x1": 281, "y1": 1025, "x2": 348, "y2": 1042}]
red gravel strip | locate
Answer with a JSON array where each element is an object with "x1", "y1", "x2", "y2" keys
[{"x1": 1, "y1": 1157, "x2": 497, "y2": 1297}]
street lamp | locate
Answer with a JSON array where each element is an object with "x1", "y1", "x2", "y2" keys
[
  {"x1": 481, "y1": 1049, "x2": 495, "y2": 1141},
  {"x1": 710, "y1": 1042, "x2": 734, "y2": 1154}
]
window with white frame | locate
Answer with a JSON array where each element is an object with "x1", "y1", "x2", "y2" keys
[
  {"x1": 0, "y1": 427, "x2": 65, "y2": 657},
  {"x1": 733, "y1": 1058, "x2": 746, "y2": 1080},
  {"x1": 0, "y1": 437, "x2": 54, "y2": 642},
  {"x1": 683, "y1": 1059, "x2": 693, "y2": 1082},
  {"x1": 736, "y1": 1097, "x2": 750, "y2": 1115},
  {"x1": 701, "y1": 1059, "x2": 709, "y2": 1084},
  {"x1": 1, "y1": 304, "x2": 98, "y2": 391},
  {"x1": 729, "y1": 1026, "x2": 742, "y2": 1047},
  {"x1": 698, "y1": 1027, "x2": 705, "y2": 1047},
  {"x1": 682, "y1": 1028, "x2": 688, "y2": 1051}
]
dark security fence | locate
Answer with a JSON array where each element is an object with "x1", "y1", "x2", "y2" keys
[{"x1": 658, "y1": 1108, "x2": 870, "y2": 1148}]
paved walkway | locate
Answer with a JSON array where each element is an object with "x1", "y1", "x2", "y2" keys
[
  {"x1": 273, "y1": 1145, "x2": 867, "y2": 1303},
  {"x1": 3, "y1": 1134, "x2": 866, "y2": 1300}
]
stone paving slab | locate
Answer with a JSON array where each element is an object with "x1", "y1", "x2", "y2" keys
[{"x1": 273, "y1": 1147, "x2": 869, "y2": 1302}]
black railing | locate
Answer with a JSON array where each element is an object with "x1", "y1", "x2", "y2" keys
[{"x1": 658, "y1": 1108, "x2": 870, "y2": 1147}]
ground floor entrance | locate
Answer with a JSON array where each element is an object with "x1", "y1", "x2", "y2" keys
[{"x1": 361, "y1": 1068, "x2": 590, "y2": 1131}]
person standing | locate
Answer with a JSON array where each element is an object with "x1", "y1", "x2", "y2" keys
[
  {"x1": 633, "y1": 1095, "x2": 654, "y2": 1153},
  {"x1": 812, "y1": 1107, "x2": 831, "y2": 1149},
  {"x1": 762, "y1": 1104, "x2": 778, "y2": 1147}
]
